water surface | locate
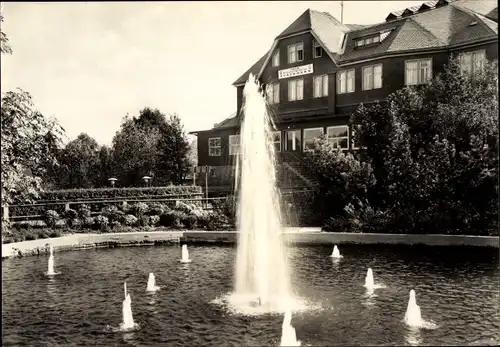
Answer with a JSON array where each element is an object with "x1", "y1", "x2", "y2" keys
[{"x1": 2, "y1": 244, "x2": 499, "y2": 346}]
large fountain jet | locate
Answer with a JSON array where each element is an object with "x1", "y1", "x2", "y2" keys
[{"x1": 233, "y1": 74, "x2": 292, "y2": 309}]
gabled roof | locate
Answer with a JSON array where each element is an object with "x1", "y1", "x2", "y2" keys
[
  {"x1": 233, "y1": 0, "x2": 498, "y2": 86},
  {"x1": 188, "y1": 113, "x2": 238, "y2": 134},
  {"x1": 232, "y1": 9, "x2": 351, "y2": 86}
]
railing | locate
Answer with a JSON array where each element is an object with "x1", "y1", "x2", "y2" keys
[{"x1": 3, "y1": 196, "x2": 229, "y2": 222}]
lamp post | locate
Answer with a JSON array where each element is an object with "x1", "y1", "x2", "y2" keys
[
  {"x1": 142, "y1": 176, "x2": 152, "y2": 187},
  {"x1": 108, "y1": 177, "x2": 118, "y2": 187}
]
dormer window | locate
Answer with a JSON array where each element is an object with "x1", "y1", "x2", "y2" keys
[
  {"x1": 355, "y1": 29, "x2": 393, "y2": 48},
  {"x1": 313, "y1": 40, "x2": 323, "y2": 58},
  {"x1": 288, "y1": 43, "x2": 304, "y2": 64},
  {"x1": 272, "y1": 50, "x2": 280, "y2": 67}
]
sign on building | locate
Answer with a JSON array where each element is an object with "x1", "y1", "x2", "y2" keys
[{"x1": 278, "y1": 63, "x2": 314, "y2": 79}]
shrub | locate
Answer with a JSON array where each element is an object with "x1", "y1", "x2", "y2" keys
[
  {"x1": 122, "y1": 214, "x2": 138, "y2": 227},
  {"x1": 159, "y1": 210, "x2": 186, "y2": 228},
  {"x1": 95, "y1": 215, "x2": 109, "y2": 231},
  {"x1": 150, "y1": 215, "x2": 160, "y2": 226},
  {"x1": 182, "y1": 214, "x2": 197, "y2": 229},
  {"x1": 72, "y1": 218, "x2": 83, "y2": 229},
  {"x1": 101, "y1": 205, "x2": 125, "y2": 224},
  {"x1": 78, "y1": 204, "x2": 92, "y2": 218},
  {"x1": 83, "y1": 216, "x2": 95, "y2": 228},
  {"x1": 24, "y1": 229, "x2": 38, "y2": 241},
  {"x1": 64, "y1": 209, "x2": 78, "y2": 227},
  {"x1": 111, "y1": 220, "x2": 122, "y2": 229},
  {"x1": 138, "y1": 215, "x2": 150, "y2": 227},
  {"x1": 132, "y1": 202, "x2": 149, "y2": 217},
  {"x1": 148, "y1": 203, "x2": 167, "y2": 216},
  {"x1": 43, "y1": 210, "x2": 60, "y2": 229},
  {"x1": 64, "y1": 208, "x2": 78, "y2": 220},
  {"x1": 48, "y1": 230, "x2": 62, "y2": 238}
]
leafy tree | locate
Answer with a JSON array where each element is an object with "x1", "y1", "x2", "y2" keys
[
  {"x1": 56, "y1": 133, "x2": 101, "y2": 189},
  {"x1": 350, "y1": 58, "x2": 498, "y2": 234},
  {"x1": 157, "y1": 113, "x2": 192, "y2": 184},
  {"x1": 0, "y1": 13, "x2": 12, "y2": 55},
  {"x1": 302, "y1": 137, "x2": 376, "y2": 220},
  {"x1": 1, "y1": 89, "x2": 64, "y2": 203},
  {"x1": 111, "y1": 108, "x2": 192, "y2": 186},
  {"x1": 111, "y1": 115, "x2": 162, "y2": 186}
]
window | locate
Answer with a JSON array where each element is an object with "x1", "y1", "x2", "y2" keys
[
  {"x1": 272, "y1": 50, "x2": 280, "y2": 67},
  {"x1": 303, "y1": 127, "x2": 324, "y2": 151},
  {"x1": 362, "y1": 64, "x2": 383, "y2": 90},
  {"x1": 288, "y1": 43, "x2": 304, "y2": 64},
  {"x1": 210, "y1": 168, "x2": 216, "y2": 177},
  {"x1": 405, "y1": 58, "x2": 432, "y2": 85},
  {"x1": 327, "y1": 126, "x2": 349, "y2": 150},
  {"x1": 266, "y1": 83, "x2": 280, "y2": 104},
  {"x1": 229, "y1": 135, "x2": 240, "y2": 156},
  {"x1": 272, "y1": 131, "x2": 281, "y2": 152},
  {"x1": 313, "y1": 40, "x2": 323, "y2": 58},
  {"x1": 285, "y1": 130, "x2": 301, "y2": 152},
  {"x1": 351, "y1": 125, "x2": 361, "y2": 150},
  {"x1": 208, "y1": 137, "x2": 221, "y2": 156},
  {"x1": 458, "y1": 50, "x2": 486, "y2": 77},
  {"x1": 288, "y1": 78, "x2": 304, "y2": 101},
  {"x1": 313, "y1": 75, "x2": 329, "y2": 98},
  {"x1": 337, "y1": 69, "x2": 355, "y2": 94}
]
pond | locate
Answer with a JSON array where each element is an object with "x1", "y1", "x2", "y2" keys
[{"x1": 2, "y1": 244, "x2": 499, "y2": 346}]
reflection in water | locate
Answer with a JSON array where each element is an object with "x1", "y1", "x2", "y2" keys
[
  {"x1": 405, "y1": 326, "x2": 422, "y2": 346},
  {"x1": 362, "y1": 289, "x2": 377, "y2": 308}
]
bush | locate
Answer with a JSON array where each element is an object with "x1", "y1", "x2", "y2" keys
[
  {"x1": 132, "y1": 202, "x2": 149, "y2": 216},
  {"x1": 150, "y1": 215, "x2": 160, "y2": 226},
  {"x1": 138, "y1": 215, "x2": 150, "y2": 227},
  {"x1": 72, "y1": 218, "x2": 83, "y2": 229},
  {"x1": 148, "y1": 203, "x2": 167, "y2": 216},
  {"x1": 122, "y1": 214, "x2": 138, "y2": 227},
  {"x1": 38, "y1": 186, "x2": 202, "y2": 201},
  {"x1": 78, "y1": 204, "x2": 92, "y2": 218},
  {"x1": 111, "y1": 220, "x2": 122, "y2": 229},
  {"x1": 83, "y1": 216, "x2": 95, "y2": 228},
  {"x1": 182, "y1": 214, "x2": 197, "y2": 229},
  {"x1": 159, "y1": 210, "x2": 186, "y2": 228},
  {"x1": 101, "y1": 205, "x2": 125, "y2": 224},
  {"x1": 95, "y1": 215, "x2": 109, "y2": 231},
  {"x1": 44, "y1": 210, "x2": 60, "y2": 229}
]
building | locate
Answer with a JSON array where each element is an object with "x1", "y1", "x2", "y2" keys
[{"x1": 190, "y1": 0, "x2": 498, "y2": 194}]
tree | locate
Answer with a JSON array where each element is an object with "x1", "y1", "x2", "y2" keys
[
  {"x1": 302, "y1": 137, "x2": 376, "y2": 220},
  {"x1": 111, "y1": 115, "x2": 162, "y2": 186},
  {"x1": 111, "y1": 108, "x2": 192, "y2": 186},
  {"x1": 1, "y1": 13, "x2": 12, "y2": 55},
  {"x1": 350, "y1": 58, "x2": 498, "y2": 234},
  {"x1": 1, "y1": 89, "x2": 64, "y2": 203},
  {"x1": 157, "y1": 113, "x2": 192, "y2": 184},
  {"x1": 56, "y1": 133, "x2": 101, "y2": 189}
]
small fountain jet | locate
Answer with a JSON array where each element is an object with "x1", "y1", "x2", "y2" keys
[
  {"x1": 280, "y1": 311, "x2": 301, "y2": 347},
  {"x1": 180, "y1": 245, "x2": 192, "y2": 263},
  {"x1": 364, "y1": 268, "x2": 375, "y2": 289},
  {"x1": 146, "y1": 273, "x2": 160, "y2": 292},
  {"x1": 330, "y1": 245, "x2": 343, "y2": 259},
  {"x1": 45, "y1": 244, "x2": 58, "y2": 276},
  {"x1": 120, "y1": 282, "x2": 137, "y2": 331},
  {"x1": 404, "y1": 289, "x2": 422, "y2": 327}
]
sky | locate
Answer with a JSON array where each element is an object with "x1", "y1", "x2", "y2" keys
[{"x1": 1, "y1": 1, "x2": 424, "y2": 146}]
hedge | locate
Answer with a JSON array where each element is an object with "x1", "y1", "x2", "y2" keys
[{"x1": 37, "y1": 185, "x2": 202, "y2": 202}]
